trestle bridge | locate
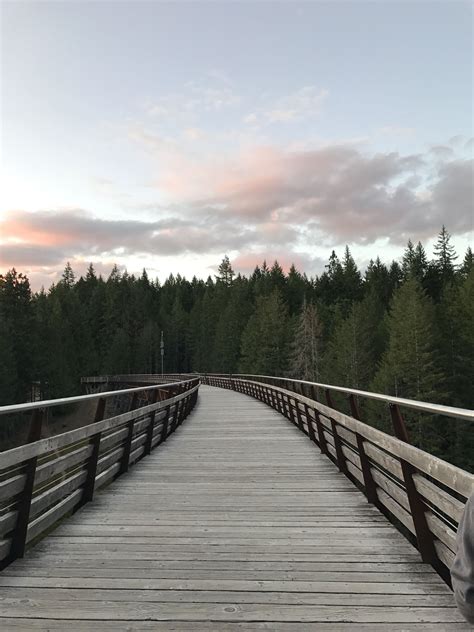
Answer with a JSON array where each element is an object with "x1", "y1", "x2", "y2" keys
[{"x1": 0, "y1": 373, "x2": 473, "y2": 630}]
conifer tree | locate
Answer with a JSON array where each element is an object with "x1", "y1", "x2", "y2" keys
[
  {"x1": 460, "y1": 247, "x2": 473, "y2": 276},
  {"x1": 240, "y1": 289, "x2": 289, "y2": 375},
  {"x1": 216, "y1": 255, "x2": 234, "y2": 286},
  {"x1": 324, "y1": 293, "x2": 384, "y2": 391},
  {"x1": 371, "y1": 278, "x2": 444, "y2": 449},
  {"x1": 289, "y1": 299, "x2": 322, "y2": 381},
  {"x1": 434, "y1": 225, "x2": 457, "y2": 280}
]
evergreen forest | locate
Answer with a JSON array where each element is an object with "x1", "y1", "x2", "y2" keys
[{"x1": 1, "y1": 226, "x2": 473, "y2": 471}]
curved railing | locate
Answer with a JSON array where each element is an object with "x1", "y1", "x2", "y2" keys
[
  {"x1": 0, "y1": 377, "x2": 199, "y2": 569},
  {"x1": 201, "y1": 373, "x2": 474, "y2": 584}
]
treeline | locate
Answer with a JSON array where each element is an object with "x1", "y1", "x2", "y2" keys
[{"x1": 0, "y1": 226, "x2": 472, "y2": 469}]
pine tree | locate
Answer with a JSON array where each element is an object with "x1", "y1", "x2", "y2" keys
[
  {"x1": 213, "y1": 278, "x2": 252, "y2": 372},
  {"x1": 61, "y1": 262, "x2": 76, "y2": 287},
  {"x1": 0, "y1": 269, "x2": 34, "y2": 402},
  {"x1": 240, "y1": 289, "x2": 289, "y2": 375},
  {"x1": 105, "y1": 328, "x2": 131, "y2": 374},
  {"x1": 434, "y1": 225, "x2": 457, "y2": 280},
  {"x1": 0, "y1": 313, "x2": 18, "y2": 405},
  {"x1": 460, "y1": 247, "x2": 473, "y2": 276},
  {"x1": 286, "y1": 264, "x2": 310, "y2": 314},
  {"x1": 365, "y1": 258, "x2": 392, "y2": 305},
  {"x1": 324, "y1": 293, "x2": 385, "y2": 392},
  {"x1": 402, "y1": 240, "x2": 416, "y2": 278},
  {"x1": 402, "y1": 240, "x2": 427, "y2": 283},
  {"x1": 371, "y1": 278, "x2": 444, "y2": 449},
  {"x1": 341, "y1": 246, "x2": 363, "y2": 301},
  {"x1": 216, "y1": 255, "x2": 235, "y2": 286},
  {"x1": 289, "y1": 300, "x2": 322, "y2": 381}
]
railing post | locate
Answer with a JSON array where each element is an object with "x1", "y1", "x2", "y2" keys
[
  {"x1": 304, "y1": 403, "x2": 317, "y2": 444},
  {"x1": 313, "y1": 409, "x2": 329, "y2": 455},
  {"x1": 160, "y1": 404, "x2": 171, "y2": 443},
  {"x1": 348, "y1": 394, "x2": 361, "y2": 420},
  {"x1": 355, "y1": 434, "x2": 378, "y2": 505},
  {"x1": 325, "y1": 388, "x2": 335, "y2": 410},
  {"x1": 26, "y1": 407, "x2": 44, "y2": 443},
  {"x1": 145, "y1": 391, "x2": 159, "y2": 455},
  {"x1": 78, "y1": 397, "x2": 106, "y2": 507},
  {"x1": 9, "y1": 408, "x2": 45, "y2": 562},
  {"x1": 389, "y1": 404, "x2": 437, "y2": 565},
  {"x1": 119, "y1": 392, "x2": 138, "y2": 475},
  {"x1": 294, "y1": 399, "x2": 305, "y2": 432},
  {"x1": 346, "y1": 394, "x2": 378, "y2": 503},
  {"x1": 330, "y1": 419, "x2": 348, "y2": 474}
]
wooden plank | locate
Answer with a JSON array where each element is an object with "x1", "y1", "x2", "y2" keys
[
  {"x1": 34, "y1": 445, "x2": 92, "y2": 486},
  {"x1": 26, "y1": 489, "x2": 83, "y2": 543},
  {"x1": 0, "y1": 621, "x2": 472, "y2": 631},
  {"x1": 30, "y1": 470, "x2": 87, "y2": 520},
  {"x1": 0, "y1": 473, "x2": 27, "y2": 503},
  {"x1": 413, "y1": 473, "x2": 465, "y2": 524}
]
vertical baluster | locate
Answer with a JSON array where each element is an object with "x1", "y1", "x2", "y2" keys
[
  {"x1": 330, "y1": 419, "x2": 348, "y2": 474},
  {"x1": 145, "y1": 391, "x2": 159, "y2": 455},
  {"x1": 389, "y1": 404, "x2": 437, "y2": 564},
  {"x1": 119, "y1": 392, "x2": 138, "y2": 475},
  {"x1": 304, "y1": 403, "x2": 317, "y2": 444},
  {"x1": 313, "y1": 409, "x2": 329, "y2": 456},
  {"x1": 9, "y1": 408, "x2": 45, "y2": 562},
  {"x1": 79, "y1": 397, "x2": 106, "y2": 507}
]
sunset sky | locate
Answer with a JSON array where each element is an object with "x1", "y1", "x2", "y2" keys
[{"x1": 1, "y1": 1, "x2": 472, "y2": 289}]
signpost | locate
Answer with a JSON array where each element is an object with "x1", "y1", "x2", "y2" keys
[{"x1": 160, "y1": 330, "x2": 164, "y2": 375}]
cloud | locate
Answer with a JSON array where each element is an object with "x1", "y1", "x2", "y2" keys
[
  {"x1": 243, "y1": 86, "x2": 329, "y2": 126},
  {"x1": 0, "y1": 244, "x2": 66, "y2": 268},
  {"x1": 145, "y1": 78, "x2": 240, "y2": 120},
  {"x1": 148, "y1": 143, "x2": 471, "y2": 246},
  {"x1": 2, "y1": 141, "x2": 471, "y2": 287}
]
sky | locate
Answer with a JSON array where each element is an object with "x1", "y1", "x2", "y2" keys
[{"x1": 0, "y1": 0, "x2": 472, "y2": 289}]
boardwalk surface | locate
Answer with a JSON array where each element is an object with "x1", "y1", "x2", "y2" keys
[{"x1": 0, "y1": 386, "x2": 469, "y2": 630}]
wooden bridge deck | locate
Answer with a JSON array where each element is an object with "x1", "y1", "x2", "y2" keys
[{"x1": 0, "y1": 385, "x2": 468, "y2": 630}]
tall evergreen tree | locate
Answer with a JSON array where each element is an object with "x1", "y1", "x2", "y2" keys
[
  {"x1": 216, "y1": 255, "x2": 234, "y2": 286},
  {"x1": 371, "y1": 278, "x2": 444, "y2": 449},
  {"x1": 240, "y1": 289, "x2": 289, "y2": 375},
  {"x1": 289, "y1": 300, "x2": 322, "y2": 381},
  {"x1": 434, "y1": 225, "x2": 457, "y2": 280}
]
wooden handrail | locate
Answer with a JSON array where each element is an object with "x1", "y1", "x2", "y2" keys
[
  {"x1": 202, "y1": 374, "x2": 474, "y2": 585},
  {"x1": 205, "y1": 373, "x2": 474, "y2": 422},
  {"x1": 0, "y1": 378, "x2": 199, "y2": 570},
  {"x1": 0, "y1": 377, "x2": 198, "y2": 416}
]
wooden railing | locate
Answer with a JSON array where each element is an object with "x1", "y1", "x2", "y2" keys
[
  {"x1": 201, "y1": 373, "x2": 474, "y2": 584},
  {"x1": 0, "y1": 377, "x2": 199, "y2": 570},
  {"x1": 81, "y1": 373, "x2": 196, "y2": 392}
]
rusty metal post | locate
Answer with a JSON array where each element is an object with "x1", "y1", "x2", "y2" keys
[
  {"x1": 330, "y1": 419, "x2": 348, "y2": 474},
  {"x1": 304, "y1": 403, "x2": 317, "y2": 444},
  {"x1": 314, "y1": 409, "x2": 329, "y2": 456},
  {"x1": 389, "y1": 404, "x2": 437, "y2": 565}
]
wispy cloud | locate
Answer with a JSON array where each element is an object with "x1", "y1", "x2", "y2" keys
[{"x1": 244, "y1": 86, "x2": 329, "y2": 126}]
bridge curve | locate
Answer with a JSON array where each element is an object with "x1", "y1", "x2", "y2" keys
[{"x1": 0, "y1": 385, "x2": 468, "y2": 629}]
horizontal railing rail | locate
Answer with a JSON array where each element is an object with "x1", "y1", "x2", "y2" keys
[
  {"x1": 1, "y1": 378, "x2": 196, "y2": 416},
  {"x1": 81, "y1": 373, "x2": 196, "y2": 387},
  {"x1": 0, "y1": 377, "x2": 199, "y2": 570},
  {"x1": 203, "y1": 373, "x2": 474, "y2": 422},
  {"x1": 201, "y1": 374, "x2": 474, "y2": 585}
]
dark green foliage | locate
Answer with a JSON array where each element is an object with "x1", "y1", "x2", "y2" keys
[
  {"x1": 1, "y1": 236, "x2": 472, "y2": 470},
  {"x1": 239, "y1": 289, "x2": 289, "y2": 375},
  {"x1": 289, "y1": 300, "x2": 322, "y2": 381}
]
